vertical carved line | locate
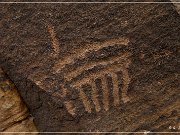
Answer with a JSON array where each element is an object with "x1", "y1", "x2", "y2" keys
[
  {"x1": 79, "y1": 88, "x2": 92, "y2": 113},
  {"x1": 47, "y1": 24, "x2": 60, "y2": 57},
  {"x1": 101, "y1": 75, "x2": 109, "y2": 111},
  {"x1": 64, "y1": 101, "x2": 76, "y2": 116},
  {"x1": 90, "y1": 79, "x2": 101, "y2": 112},
  {"x1": 111, "y1": 72, "x2": 120, "y2": 106},
  {"x1": 121, "y1": 69, "x2": 130, "y2": 103}
]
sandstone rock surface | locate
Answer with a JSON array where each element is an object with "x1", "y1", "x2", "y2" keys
[
  {"x1": 0, "y1": 68, "x2": 37, "y2": 134},
  {"x1": 0, "y1": 0, "x2": 179, "y2": 133}
]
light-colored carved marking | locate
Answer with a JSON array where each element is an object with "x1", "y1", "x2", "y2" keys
[
  {"x1": 47, "y1": 24, "x2": 60, "y2": 56},
  {"x1": 65, "y1": 52, "x2": 131, "y2": 82},
  {"x1": 73, "y1": 57, "x2": 131, "y2": 111},
  {"x1": 101, "y1": 75, "x2": 109, "y2": 111},
  {"x1": 121, "y1": 69, "x2": 131, "y2": 103},
  {"x1": 90, "y1": 79, "x2": 101, "y2": 112},
  {"x1": 111, "y1": 72, "x2": 120, "y2": 106},
  {"x1": 73, "y1": 57, "x2": 131, "y2": 88},
  {"x1": 52, "y1": 37, "x2": 132, "y2": 115},
  {"x1": 53, "y1": 37, "x2": 129, "y2": 73},
  {"x1": 74, "y1": 65, "x2": 118, "y2": 88},
  {"x1": 79, "y1": 88, "x2": 92, "y2": 113},
  {"x1": 64, "y1": 101, "x2": 76, "y2": 116},
  {"x1": 62, "y1": 57, "x2": 131, "y2": 115}
]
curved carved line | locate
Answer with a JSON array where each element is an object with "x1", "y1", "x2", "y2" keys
[
  {"x1": 53, "y1": 37, "x2": 129, "y2": 73},
  {"x1": 64, "y1": 52, "x2": 131, "y2": 82},
  {"x1": 72, "y1": 58, "x2": 131, "y2": 88}
]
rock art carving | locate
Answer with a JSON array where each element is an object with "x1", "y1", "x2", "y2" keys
[
  {"x1": 48, "y1": 25, "x2": 132, "y2": 115},
  {"x1": 47, "y1": 24, "x2": 60, "y2": 57}
]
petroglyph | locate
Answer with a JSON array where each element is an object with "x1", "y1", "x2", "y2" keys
[
  {"x1": 64, "y1": 52, "x2": 131, "y2": 82},
  {"x1": 73, "y1": 59, "x2": 131, "y2": 88},
  {"x1": 47, "y1": 24, "x2": 60, "y2": 57},
  {"x1": 79, "y1": 88, "x2": 92, "y2": 113},
  {"x1": 121, "y1": 70, "x2": 131, "y2": 103},
  {"x1": 52, "y1": 37, "x2": 132, "y2": 115},
  {"x1": 90, "y1": 79, "x2": 101, "y2": 112},
  {"x1": 101, "y1": 75, "x2": 110, "y2": 111},
  {"x1": 53, "y1": 37, "x2": 129, "y2": 73},
  {"x1": 64, "y1": 101, "x2": 76, "y2": 116},
  {"x1": 111, "y1": 72, "x2": 120, "y2": 106}
]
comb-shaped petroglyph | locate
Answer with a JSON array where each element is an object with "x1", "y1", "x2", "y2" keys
[
  {"x1": 52, "y1": 38, "x2": 132, "y2": 116},
  {"x1": 73, "y1": 62, "x2": 131, "y2": 114}
]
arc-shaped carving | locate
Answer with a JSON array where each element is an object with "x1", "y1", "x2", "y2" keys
[
  {"x1": 53, "y1": 37, "x2": 129, "y2": 73},
  {"x1": 64, "y1": 52, "x2": 131, "y2": 82}
]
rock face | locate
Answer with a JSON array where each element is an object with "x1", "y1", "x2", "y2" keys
[
  {"x1": 0, "y1": 0, "x2": 180, "y2": 133},
  {"x1": 0, "y1": 68, "x2": 37, "y2": 134},
  {"x1": 171, "y1": 0, "x2": 180, "y2": 14}
]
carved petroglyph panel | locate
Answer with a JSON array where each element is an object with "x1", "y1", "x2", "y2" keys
[
  {"x1": 53, "y1": 37, "x2": 130, "y2": 73},
  {"x1": 48, "y1": 25, "x2": 132, "y2": 116},
  {"x1": 52, "y1": 42, "x2": 131, "y2": 115}
]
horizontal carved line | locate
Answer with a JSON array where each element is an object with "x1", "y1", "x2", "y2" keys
[
  {"x1": 64, "y1": 52, "x2": 131, "y2": 82},
  {"x1": 65, "y1": 54, "x2": 130, "y2": 85}
]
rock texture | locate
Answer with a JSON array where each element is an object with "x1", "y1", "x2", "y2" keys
[
  {"x1": 0, "y1": 68, "x2": 37, "y2": 134},
  {"x1": 0, "y1": 0, "x2": 180, "y2": 133},
  {"x1": 171, "y1": 0, "x2": 180, "y2": 14}
]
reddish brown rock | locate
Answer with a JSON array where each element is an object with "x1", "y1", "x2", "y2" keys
[{"x1": 0, "y1": 0, "x2": 179, "y2": 133}]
